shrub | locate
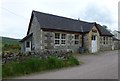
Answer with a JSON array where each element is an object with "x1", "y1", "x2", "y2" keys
[
  {"x1": 67, "y1": 56, "x2": 80, "y2": 65},
  {"x1": 3, "y1": 44, "x2": 21, "y2": 52}
]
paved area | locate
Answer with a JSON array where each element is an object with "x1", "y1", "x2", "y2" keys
[{"x1": 14, "y1": 50, "x2": 118, "y2": 79}]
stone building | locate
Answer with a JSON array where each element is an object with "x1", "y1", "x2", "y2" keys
[
  {"x1": 20, "y1": 10, "x2": 114, "y2": 53},
  {"x1": 112, "y1": 30, "x2": 120, "y2": 40},
  {"x1": 111, "y1": 30, "x2": 120, "y2": 50}
]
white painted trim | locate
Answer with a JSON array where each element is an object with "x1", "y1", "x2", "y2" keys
[
  {"x1": 25, "y1": 41, "x2": 31, "y2": 52},
  {"x1": 54, "y1": 33, "x2": 67, "y2": 46},
  {"x1": 41, "y1": 46, "x2": 43, "y2": 49},
  {"x1": 91, "y1": 35, "x2": 98, "y2": 53}
]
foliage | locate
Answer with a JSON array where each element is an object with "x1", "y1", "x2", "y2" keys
[
  {"x1": 0, "y1": 36, "x2": 21, "y2": 52},
  {"x1": 2, "y1": 56, "x2": 80, "y2": 78},
  {"x1": 67, "y1": 56, "x2": 80, "y2": 65},
  {"x1": 1, "y1": 37, "x2": 20, "y2": 46},
  {"x1": 102, "y1": 25, "x2": 108, "y2": 29},
  {"x1": 3, "y1": 44, "x2": 21, "y2": 52}
]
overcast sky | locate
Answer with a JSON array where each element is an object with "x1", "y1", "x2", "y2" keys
[{"x1": 1, "y1": 0, "x2": 119, "y2": 39}]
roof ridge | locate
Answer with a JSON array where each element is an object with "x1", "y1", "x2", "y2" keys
[{"x1": 32, "y1": 10, "x2": 94, "y2": 24}]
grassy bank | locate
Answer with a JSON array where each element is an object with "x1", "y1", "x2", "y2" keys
[{"x1": 2, "y1": 55, "x2": 80, "y2": 78}]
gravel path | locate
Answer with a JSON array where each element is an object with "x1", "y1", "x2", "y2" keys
[{"x1": 14, "y1": 50, "x2": 118, "y2": 79}]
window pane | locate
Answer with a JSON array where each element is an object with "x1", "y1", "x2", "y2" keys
[
  {"x1": 26, "y1": 41, "x2": 30, "y2": 47},
  {"x1": 75, "y1": 35, "x2": 79, "y2": 39},
  {"x1": 55, "y1": 33, "x2": 60, "y2": 39},
  {"x1": 92, "y1": 35, "x2": 96, "y2": 40},
  {"x1": 75, "y1": 41, "x2": 79, "y2": 44},
  {"x1": 61, "y1": 40, "x2": 65, "y2": 44},
  {"x1": 61, "y1": 34, "x2": 66, "y2": 39},
  {"x1": 55, "y1": 40, "x2": 60, "y2": 44},
  {"x1": 103, "y1": 41, "x2": 105, "y2": 44},
  {"x1": 103, "y1": 37, "x2": 105, "y2": 40}
]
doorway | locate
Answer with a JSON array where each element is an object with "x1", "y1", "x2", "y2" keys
[
  {"x1": 25, "y1": 41, "x2": 31, "y2": 52},
  {"x1": 91, "y1": 35, "x2": 97, "y2": 53}
]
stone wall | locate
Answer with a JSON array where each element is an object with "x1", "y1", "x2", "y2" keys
[
  {"x1": 43, "y1": 32, "x2": 54, "y2": 49},
  {"x1": 113, "y1": 40, "x2": 120, "y2": 50},
  {"x1": 100, "y1": 45, "x2": 112, "y2": 51},
  {"x1": 2, "y1": 50, "x2": 72, "y2": 64},
  {"x1": 42, "y1": 31, "x2": 82, "y2": 53},
  {"x1": 99, "y1": 36, "x2": 113, "y2": 51},
  {"x1": 84, "y1": 34, "x2": 89, "y2": 52},
  {"x1": 29, "y1": 15, "x2": 42, "y2": 51}
]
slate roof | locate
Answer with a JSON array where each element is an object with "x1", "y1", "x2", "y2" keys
[
  {"x1": 20, "y1": 33, "x2": 33, "y2": 42},
  {"x1": 27, "y1": 10, "x2": 113, "y2": 36},
  {"x1": 113, "y1": 37, "x2": 120, "y2": 41},
  {"x1": 96, "y1": 24, "x2": 113, "y2": 36}
]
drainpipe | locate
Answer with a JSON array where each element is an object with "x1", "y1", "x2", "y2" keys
[
  {"x1": 80, "y1": 26, "x2": 84, "y2": 53},
  {"x1": 81, "y1": 26, "x2": 84, "y2": 48}
]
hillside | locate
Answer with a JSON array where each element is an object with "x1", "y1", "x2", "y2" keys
[
  {"x1": 1, "y1": 36, "x2": 21, "y2": 47},
  {"x1": 0, "y1": 36, "x2": 21, "y2": 52}
]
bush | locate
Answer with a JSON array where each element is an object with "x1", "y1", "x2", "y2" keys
[
  {"x1": 2, "y1": 55, "x2": 80, "y2": 78},
  {"x1": 3, "y1": 44, "x2": 21, "y2": 52},
  {"x1": 68, "y1": 56, "x2": 80, "y2": 65}
]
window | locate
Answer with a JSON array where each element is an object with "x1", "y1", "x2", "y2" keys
[
  {"x1": 61, "y1": 34, "x2": 66, "y2": 44},
  {"x1": 55, "y1": 33, "x2": 60, "y2": 39},
  {"x1": 54, "y1": 33, "x2": 66, "y2": 45},
  {"x1": 92, "y1": 29, "x2": 97, "y2": 33},
  {"x1": 110, "y1": 37, "x2": 112, "y2": 45},
  {"x1": 103, "y1": 37, "x2": 105, "y2": 40},
  {"x1": 75, "y1": 35, "x2": 79, "y2": 44},
  {"x1": 61, "y1": 40, "x2": 66, "y2": 44},
  {"x1": 55, "y1": 33, "x2": 60, "y2": 45},
  {"x1": 92, "y1": 35, "x2": 96, "y2": 40},
  {"x1": 26, "y1": 41, "x2": 30, "y2": 47},
  {"x1": 106, "y1": 37, "x2": 108, "y2": 44},
  {"x1": 55, "y1": 40, "x2": 60, "y2": 44},
  {"x1": 61, "y1": 34, "x2": 66, "y2": 39},
  {"x1": 103, "y1": 37, "x2": 109, "y2": 45},
  {"x1": 103, "y1": 37, "x2": 105, "y2": 44}
]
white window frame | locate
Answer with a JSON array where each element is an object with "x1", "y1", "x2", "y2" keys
[
  {"x1": 54, "y1": 33, "x2": 60, "y2": 46},
  {"x1": 54, "y1": 33, "x2": 66, "y2": 46},
  {"x1": 26, "y1": 41, "x2": 30, "y2": 48},
  {"x1": 61, "y1": 34, "x2": 66, "y2": 45}
]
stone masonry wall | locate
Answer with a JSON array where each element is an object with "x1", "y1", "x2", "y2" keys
[
  {"x1": 42, "y1": 31, "x2": 82, "y2": 53},
  {"x1": 99, "y1": 36, "x2": 113, "y2": 51},
  {"x1": 29, "y1": 15, "x2": 42, "y2": 51}
]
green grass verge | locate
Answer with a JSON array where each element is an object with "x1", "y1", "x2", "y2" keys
[
  {"x1": 2, "y1": 55, "x2": 80, "y2": 78},
  {"x1": 0, "y1": 64, "x2": 2, "y2": 80}
]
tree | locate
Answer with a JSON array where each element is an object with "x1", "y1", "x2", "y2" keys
[{"x1": 103, "y1": 25, "x2": 108, "y2": 29}]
